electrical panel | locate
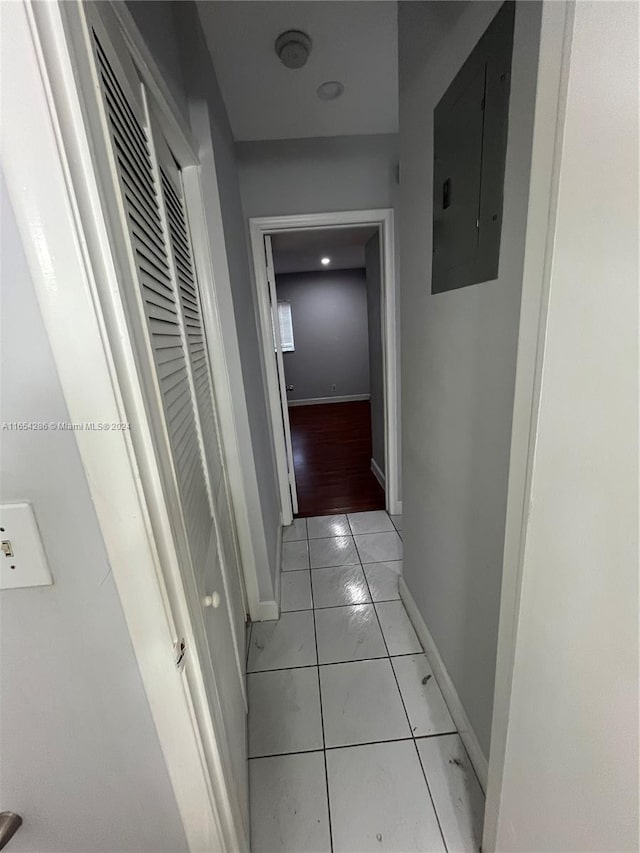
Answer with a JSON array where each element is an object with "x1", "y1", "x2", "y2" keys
[{"x1": 432, "y1": 2, "x2": 515, "y2": 294}]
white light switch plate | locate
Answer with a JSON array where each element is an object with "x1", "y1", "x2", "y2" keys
[{"x1": 0, "y1": 502, "x2": 53, "y2": 590}]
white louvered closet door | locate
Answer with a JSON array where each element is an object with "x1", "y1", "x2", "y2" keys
[
  {"x1": 87, "y1": 10, "x2": 248, "y2": 835},
  {"x1": 152, "y1": 126, "x2": 246, "y2": 652}
]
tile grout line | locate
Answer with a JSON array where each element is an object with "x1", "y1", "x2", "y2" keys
[
  {"x1": 291, "y1": 532, "x2": 398, "y2": 542},
  {"x1": 351, "y1": 528, "x2": 402, "y2": 571},
  {"x1": 247, "y1": 651, "x2": 426, "y2": 675},
  {"x1": 249, "y1": 730, "x2": 461, "y2": 763},
  {"x1": 355, "y1": 527, "x2": 485, "y2": 801},
  {"x1": 281, "y1": 594, "x2": 401, "y2": 614},
  {"x1": 249, "y1": 748, "x2": 326, "y2": 763},
  {"x1": 359, "y1": 539, "x2": 451, "y2": 853},
  {"x1": 364, "y1": 526, "x2": 452, "y2": 851},
  {"x1": 285, "y1": 545, "x2": 402, "y2": 573},
  {"x1": 308, "y1": 529, "x2": 397, "y2": 540},
  {"x1": 258, "y1": 515, "x2": 470, "y2": 851},
  {"x1": 308, "y1": 537, "x2": 334, "y2": 853},
  {"x1": 411, "y1": 738, "x2": 449, "y2": 853}
]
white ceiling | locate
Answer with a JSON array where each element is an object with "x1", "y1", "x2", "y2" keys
[
  {"x1": 272, "y1": 225, "x2": 377, "y2": 274},
  {"x1": 197, "y1": 2, "x2": 398, "y2": 141}
]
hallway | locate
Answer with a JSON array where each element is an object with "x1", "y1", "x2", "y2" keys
[
  {"x1": 290, "y1": 402, "x2": 385, "y2": 517},
  {"x1": 246, "y1": 511, "x2": 484, "y2": 852}
]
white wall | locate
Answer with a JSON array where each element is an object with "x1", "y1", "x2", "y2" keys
[
  {"x1": 398, "y1": 0, "x2": 541, "y2": 757},
  {"x1": 0, "y1": 178, "x2": 188, "y2": 853},
  {"x1": 492, "y1": 3, "x2": 639, "y2": 849},
  {"x1": 236, "y1": 134, "x2": 399, "y2": 219}
]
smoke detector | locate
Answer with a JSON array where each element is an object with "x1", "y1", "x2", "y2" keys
[{"x1": 275, "y1": 30, "x2": 312, "y2": 69}]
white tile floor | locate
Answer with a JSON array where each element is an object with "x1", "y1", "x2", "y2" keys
[{"x1": 247, "y1": 511, "x2": 484, "y2": 853}]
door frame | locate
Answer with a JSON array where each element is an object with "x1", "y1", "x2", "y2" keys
[
  {"x1": 263, "y1": 235, "x2": 300, "y2": 516},
  {"x1": 483, "y1": 2, "x2": 575, "y2": 849},
  {"x1": 249, "y1": 209, "x2": 401, "y2": 521},
  {"x1": 3, "y1": 2, "x2": 248, "y2": 849}
]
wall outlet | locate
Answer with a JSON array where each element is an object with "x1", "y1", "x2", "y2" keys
[
  {"x1": 331, "y1": 384, "x2": 337, "y2": 392},
  {"x1": 286, "y1": 384, "x2": 294, "y2": 391},
  {"x1": 0, "y1": 501, "x2": 53, "y2": 590}
]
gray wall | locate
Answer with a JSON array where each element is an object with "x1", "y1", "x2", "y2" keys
[
  {"x1": 119, "y1": 0, "x2": 188, "y2": 126},
  {"x1": 398, "y1": 0, "x2": 541, "y2": 756},
  {"x1": 237, "y1": 134, "x2": 399, "y2": 219},
  {"x1": 236, "y1": 131, "x2": 402, "y2": 501},
  {"x1": 276, "y1": 269, "x2": 370, "y2": 402},
  {"x1": 0, "y1": 180, "x2": 188, "y2": 853},
  {"x1": 365, "y1": 233, "x2": 385, "y2": 475},
  {"x1": 128, "y1": 0, "x2": 282, "y2": 600}
]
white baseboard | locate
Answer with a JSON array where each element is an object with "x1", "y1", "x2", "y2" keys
[
  {"x1": 255, "y1": 598, "x2": 279, "y2": 621},
  {"x1": 288, "y1": 394, "x2": 370, "y2": 407},
  {"x1": 254, "y1": 525, "x2": 282, "y2": 622},
  {"x1": 388, "y1": 498, "x2": 402, "y2": 516},
  {"x1": 371, "y1": 458, "x2": 386, "y2": 489},
  {"x1": 399, "y1": 576, "x2": 489, "y2": 791}
]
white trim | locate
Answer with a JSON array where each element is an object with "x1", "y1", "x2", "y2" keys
[
  {"x1": 399, "y1": 577, "x2": 488, "y2": 791},
  {"x1": 8, "y1": 3, "x2": 248, "y2": 849},
  {"x1": 265, "y1": 236, "x2": 298, "y2": 517},
  {"x1": 249, "y1": 209, "x2": 400, "y2": 518},
  {"x1": 288, "y1": 394, "x2": 370, "y2": 407},
  {"x1": 371, "y1": 458, "x2": 386, "y2": 489},
  {"x1": 110, "y1": 3, "x2": 197, "y2": 168},
  {"x1": 272, "y1": 526, "x2": 282, "y2": 620},
  {"x1": 181, "y1": 167, "x2": 255, "y2": 618},
  {"x1": 183, "y1": 127, "x2": 273, "y2": 624},
  {"x1": 250, "y1": 233, "x2": 295, "y2": 526},
  {"x1": 256, "y1": 598, "x2": 280, "y2": 622},
  {"x1": 484, "y1": 4, "x2": 574, "y2": 850},
  {"x1": 255, "y1": 525, "x2": 283, "y2": 622}
]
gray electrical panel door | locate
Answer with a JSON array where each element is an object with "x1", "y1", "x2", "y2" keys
[{"x1": 432, "y1": 2, "x2": 515, "y2": 294}]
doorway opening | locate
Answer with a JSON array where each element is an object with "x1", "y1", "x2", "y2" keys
[
  {"x1": 275, "y1": 225, "x2": 381, "y2": 516},
  {"x1": 249, "y1": 210, "x2": 398, "y2": 524}
]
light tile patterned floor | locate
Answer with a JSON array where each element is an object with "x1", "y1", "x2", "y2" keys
[{"x1": 247, "y1": 511, "x2": 484, "y2": 853}]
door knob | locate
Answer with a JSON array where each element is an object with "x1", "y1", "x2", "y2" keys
[
  {"x1": 0, "y1": 812, "x2": 23, "y2": 850},
  {"x1": 203, "y1": 592, "x2": 221, "y2": 608}
]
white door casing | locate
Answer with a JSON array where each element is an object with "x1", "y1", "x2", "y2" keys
[
  {"x1": 249, "y1": 210, "x2": 401, "y2": 519},
  {"x1": 264, "y1": 235, "x2": 299, "y2": 517},
  {"x1": 251, "y1": 230, "x2": 295, "y2": 526}
]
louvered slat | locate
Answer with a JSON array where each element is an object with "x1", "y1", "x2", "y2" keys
[
  {"x1": 156, "y1": 160, "x2": 245, "y2": 619},
  {"x1": 158, "y1": 166, "x2": 220, "y2": 478},
  {"x1": 93, "y1": 29, "x2": 212, "y2": 577}
]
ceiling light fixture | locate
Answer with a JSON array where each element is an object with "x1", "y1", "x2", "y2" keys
[
  {"x1": 321, "y1": 257, "x2": 331, "y2": 266},
  {"x1": 316, "y1": 80, "x2": 345, "y2": 101},
  {"x1": 275, "y1": 30, "x2": 312, "y2": 69}
]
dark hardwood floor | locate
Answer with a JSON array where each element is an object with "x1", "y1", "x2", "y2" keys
[{"x1": 289, "y1": 401, "x2": 385, "y2": 517}]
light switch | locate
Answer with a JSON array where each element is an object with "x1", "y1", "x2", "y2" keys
[{"x1": 0, "y1": 502, "x2": 53, "y2": 590}]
